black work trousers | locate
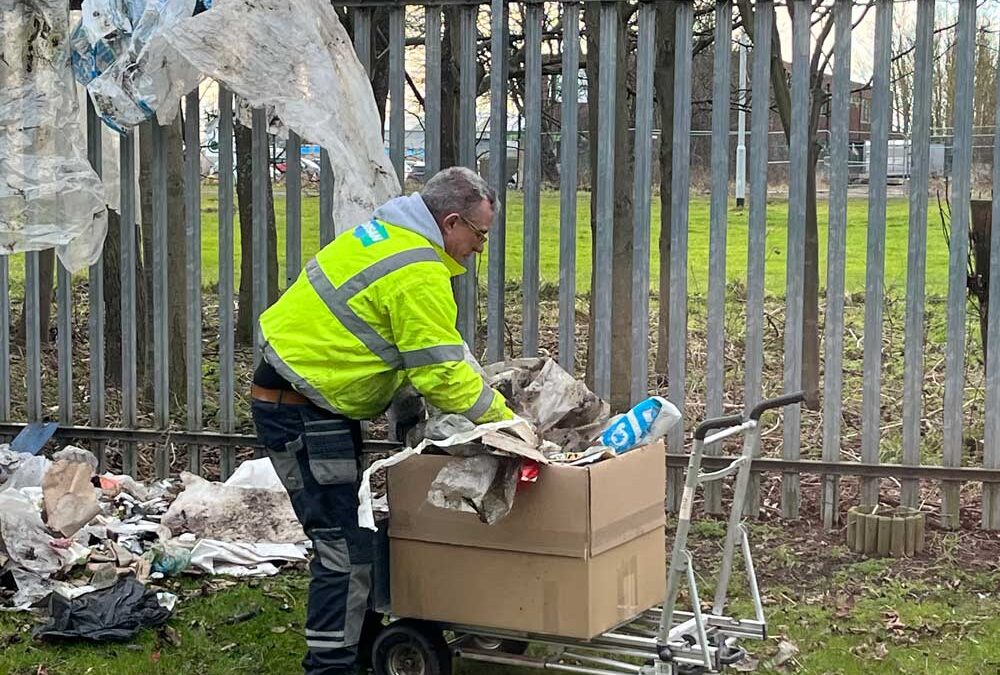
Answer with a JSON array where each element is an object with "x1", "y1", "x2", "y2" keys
[{"x1": 251, "y1": 399, "x2": 377, "y2": 675}]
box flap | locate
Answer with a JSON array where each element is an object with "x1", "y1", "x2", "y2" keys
[
  {"x1": 388, "y1": 454, "x2": 591, "y2": 558},
  {"x1": 588, "y1": 442, "x2": 666, "y2": 555}
]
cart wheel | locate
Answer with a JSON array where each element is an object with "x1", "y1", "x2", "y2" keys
[
  {"x1": 373, "y1": 620, "x2": 452, "y2": 675},
  {"x1": 462, "y1": 635, "x2": 530, "y2": 655}
]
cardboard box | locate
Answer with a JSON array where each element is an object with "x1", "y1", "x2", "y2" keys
[{"x1": 388, "y1": 441, "x2": 666, "y2": 639}]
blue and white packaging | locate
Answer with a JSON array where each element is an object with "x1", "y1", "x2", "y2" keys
[{"x1": 600, "y1": 396, "x2": 682, "y2": 454}]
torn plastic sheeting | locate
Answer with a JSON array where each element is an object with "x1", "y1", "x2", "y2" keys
[
  {"x1": 0, "y1": 488, "x2": 63, "y2": 575},
  {"x1": 158, "y1": 0, "x2": 400, "y2": 232},
  {"x1": 189, "y1": 539, "x2": 308, "y2": 576},
  {"x1": 1, "y1": 454, "x2": 51, "y2": 491},
  {"x1": 70, "y1": 0, "x2": 203, "y2": 130},
  {"x1": 0, "y1": 445, "x2": 20, "y2": 484},
  {"x1": 34, "y1": 577, "x2": 172, "y2": 642},
  {"x1": 427, "y1": 454, "x2": 520, "y2": 526},
  {"x1": 0, "y1": 0, "x2": 109, "y2": 272},
  {"x1": 10, "y1": 568, "x2": 53, "y2": 610}
]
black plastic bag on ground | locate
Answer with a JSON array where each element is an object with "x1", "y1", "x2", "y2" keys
[{"x1": 34, "y1": 578, "x2": 172, "y2": 642}]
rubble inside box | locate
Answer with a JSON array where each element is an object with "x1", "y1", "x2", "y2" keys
[
  {"x1": 0, "y1": 444, "x2": 309, "y2": 639},
  {"x1": 360, "y1": 357, "x2": 681, "y2": 530}
]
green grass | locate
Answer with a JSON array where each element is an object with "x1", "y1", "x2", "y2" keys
[
  {"x1": 196, "y1": 189, "x2": 949, "y2": 297},
  {"x1": 4, "y1": 531, "x2": 1000, "y2": 674}
]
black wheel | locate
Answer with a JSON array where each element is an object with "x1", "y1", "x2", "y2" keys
[
  {"x1": 372, "y1": 620, "x2": 452, "y2": 675},
  {"x1": 460, "y1": 634, "x2": 529, "y2": 655}
]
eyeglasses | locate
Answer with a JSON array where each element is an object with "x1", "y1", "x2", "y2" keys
[{"x1": 458, "y1": 214, "x2": 489, "y2": 243}]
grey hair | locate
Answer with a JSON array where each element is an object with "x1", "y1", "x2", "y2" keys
[{"x1": 420, "y1": 166, "x2": 497, "y2": 221}]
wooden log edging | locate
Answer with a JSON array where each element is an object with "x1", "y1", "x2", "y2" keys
[{"x1": 846, "y1": 505, "x2": 925, "y2": 557}]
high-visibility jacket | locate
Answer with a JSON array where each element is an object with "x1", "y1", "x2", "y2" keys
[{"x1": 257, "y1": 193, "x2": 511, "y2": 423}]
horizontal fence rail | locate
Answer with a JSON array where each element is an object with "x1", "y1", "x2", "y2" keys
[{"x1": 4, "y1": 0, "x2": 999, "y2": 531}]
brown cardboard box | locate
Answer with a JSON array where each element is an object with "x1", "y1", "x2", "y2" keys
[{"x1": 388, "y1": 441, "x2": 666, "y2": 638}]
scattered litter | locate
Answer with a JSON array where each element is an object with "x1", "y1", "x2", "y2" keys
[
  {"x1": 41, "y1": 458, "x2": 101, "y2": 537},
  {"x1": 427, "y1": 454, "x2": 520, "y2": 525},
  {"x1": 0, "y1": 447, "x2": 312, "y2": 619},
  {"x1": 189, "y1": 539, "x2": 308, "y2": 577},
  {"x1": 2, "y1": 455, "x2": 52, "y2": 491},
  {"x1": 156, "y1": 592, "x2": 178, "y2": 612},
  {"x1": 225, "y1": 606, "x2": 262, "y2": 625},
  {"x1": 162, "y1": 460, "x2": 305, "y2": 543},
  {"x1": 0, "y1": 445, "x2": 23, "y2": 484},
  {"x1": 149, "y1": 541, "x2": 193, "y2": 577},
  {"x1": 34, "y1": 578, "x2": 173, "y2": 643},
  {"x1": 52, "y1": 446, "x2": 99, "y2": 472},
  {"x1": 0, "y1": 489, "x2": 64, "y2": 575},
  {"x1": 600, "y1": 397, "x2": 681, "y2": 454}
]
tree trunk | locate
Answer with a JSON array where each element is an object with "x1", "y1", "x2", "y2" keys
[
  {"x1": 743, "y1": 0, "x2": 820, "y2": 410},
  {"x1": 583, "y1": 2, "x2": 634, "y2": 412},
  {"x1": 166, "y1": 113, "x2": 188, "y2": 401},
  {"x1": 16, "y1": 249, "x2": 54, "y2": 346},
  {"x1": 235, "y1": 118, "x2": 279, "y2": 347},
  {"x1": 102, "y1": 206, "x2": 151, "y2": 389},
  {"x1": 138, "y1": 122, "x2": 156, "y2": 401},
  {"x1": 654, "y1": 1, "x2": 677, "y2": 377},
  {"x1": 540, "y1": 76, "x2": 562, "y2": 185},
  {"x1": 440, "y1": 7, "x2": 461, "y2": 169},
  {"x1": 137, "y1": 116, "x2": 189, "y2": 404}
]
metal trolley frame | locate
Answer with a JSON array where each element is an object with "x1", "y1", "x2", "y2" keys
[{"x1": 370, "y1": 393, "x2": 805, "y2": 675}]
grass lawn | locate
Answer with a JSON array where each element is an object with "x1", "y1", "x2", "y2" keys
[
  {"x1": 2, "y1": 520, "x2": 998, "y2": 674},
  {"x1": 197, "y1": 189, "x2": 950, "y2": 297}
]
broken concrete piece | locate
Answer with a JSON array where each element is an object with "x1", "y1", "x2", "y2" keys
[
  {"x1": 42, "y1": 459, "x2": 101, "y2": 537},
  {"x1": 53, "y1": 446, "x2": 99, "y2": 472}
]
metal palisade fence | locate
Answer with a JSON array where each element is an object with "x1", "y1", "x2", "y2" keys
[{"x1": 5, "y1": 0, "x2": 1000, "y2": 531}]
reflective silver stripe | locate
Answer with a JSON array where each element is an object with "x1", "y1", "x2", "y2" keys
[
  {"x1": 344, "y1": 563, "x2": 372, "y2": 645},
  {"x1": 463, "y1": 381, "x2": 495, "y2": 421},
  {"x1": 305, "y1": 248, "x2": 444, "y2": 370},
  {"x1": 259, "y1": 337, "x2": 343, "y2": 414},
  {"x1": 307, "y1": 639, "x2": 347, "y2": 650},
  {"x1": 338, "y1": 248, "x2": 441, "y2": 298},
  {"x1": 305, "y1": 259, "x2": 403, "y2": 368},
  {"x1": 306, "y1": 629, "x2": 345, "y2": 638},
  {"x1": 401, "y1": 344, "x2": 464, "y2": 369}
]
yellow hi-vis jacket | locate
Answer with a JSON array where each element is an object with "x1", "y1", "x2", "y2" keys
[{"x1": 257, "y1": 193, "x2": 511, "y2": 423}]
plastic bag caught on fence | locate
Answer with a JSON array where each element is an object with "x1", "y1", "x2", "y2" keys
[
  {"x1": 0, "y1": 0, "x2": 108, "y2": 272},
  {"x1": 158, "y1": 0, "x2": 400, "y2": 231},
  {"x1": 69, "y1": 0, "x2": 202, "y2": 130}
]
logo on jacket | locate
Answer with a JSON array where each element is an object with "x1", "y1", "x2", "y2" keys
[{"x1": 355, "y1": 220, "x2": 389, "y2": 247}]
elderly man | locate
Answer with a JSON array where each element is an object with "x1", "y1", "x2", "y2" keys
[{"x1": 250, "y1": 166, "x2": 514, "y2": 675}]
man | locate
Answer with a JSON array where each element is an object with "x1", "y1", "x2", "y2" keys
[{"x1": 250, "y1": 166, "x2": 514, "y2": 675}]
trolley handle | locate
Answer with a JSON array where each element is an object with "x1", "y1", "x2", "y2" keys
[
  {"x1": 749, "y1": 391, "x2": 806, "y2": 422},
  {"x1": 693, "y1": 414, "x2": 744, "y2": 441}
]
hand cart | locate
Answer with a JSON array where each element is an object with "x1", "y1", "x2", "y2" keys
[{"x1": 370, "y1": 392, "x2": 806, "y2": 675}]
